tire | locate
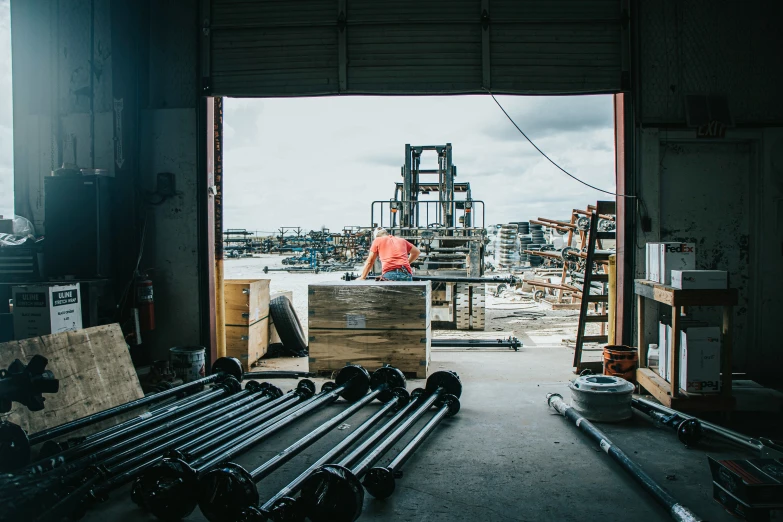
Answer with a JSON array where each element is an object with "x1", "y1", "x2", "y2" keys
[{"x1": 269, "y1": 296, "x2": 308, "y2": 357}]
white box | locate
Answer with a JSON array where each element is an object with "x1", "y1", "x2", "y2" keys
[
  {"x1": 645, "y1": 244, "x2": 661, "y2": 282},
  {"x1": 658, "y1": 322, "x2": 670, "y2": 381},
  {"x1": 679, "y1": 326, "x2": 721, "y2": 394},
  {"x1": 659, "y1": 242, "x2": 695, "y2": 285},
  {"x1": 12, "y1": 284, "x2": 82, "y2": 339},
  {"x1": 671, "y1": 270, "x2": 727, "y2": 290}
]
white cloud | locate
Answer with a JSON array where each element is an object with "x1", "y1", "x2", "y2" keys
[{"x1": 223, "y1": 94, "x2": 616, "y2": 231}]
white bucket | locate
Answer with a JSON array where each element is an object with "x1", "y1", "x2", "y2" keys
[{"x1": 169, "y1": 346, "x2": 206, "y2": 383}]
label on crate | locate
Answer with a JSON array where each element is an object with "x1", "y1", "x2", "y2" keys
[
  {"x1": 53, "y1": 289, "x2": 79, "y2": 306},
  {"x1": 345, "y1": 314, "x2": 366, "y2": 329}
]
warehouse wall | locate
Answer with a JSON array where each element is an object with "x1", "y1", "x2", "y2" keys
[
  {"x1": 11, "y1": 0, "x2": 202, "y2": 361},
  {"x1": 634, "y1": 0, "x2": 783, "y2": 384}
]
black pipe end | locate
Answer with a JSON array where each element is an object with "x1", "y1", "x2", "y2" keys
[
  {"x1": 371, "y1": 366, "x2": 407, "y2": 402},
  {"x1": 299, "y1": 464, "x2": 363, "y2": 522},
  {"x1": 389, "y1": 388, "x2": 410, "y2": 410},
  {"x1": 212, "y1": 357, "x2": 245, "y2": 381},
  {"x1": 198, "y1": 462, "x2": 260, "y2": 522},
  {"x1": 296, "y1": 379, "x2": 317, "y2": 398},
  {"x1": 321, "y1": 381, "x2": 337, "y2": 394},
  {"x1": 236, "y1": 505, "x2": 269, "y2": 522},
  {"x1": 220, "y1": 376, "x2": 243, "y2": 394},
  {"x1": 335, "y1": 365, "x2": 371, "y2": 403},
  {"x1": 410, "y1": 388, "x2": 426, "y2": 402},
  {"x1": 362, "y1": 466, "x2": 396, "y2": 499},
  {"x1": 425, "y1": 371, "x2": 462, "y2": 399},
  {"x1": 438, "y1": 394, "x2": 461, "y2": 416},
  {"x1": 37, "y1": 439, "x2": 67, "y2": 460},
  {"x1": 245, "y1": 380, "x2": 271, "y2": 393},
  {"x1": 265, "y1": 497, "x2": 302, "y2": 522},
  {"x1": 133, "y1": 457, "x2": 199, "y2": 519},
  {"x1": 0, "y1": 421, "x2": 30, "y2": 472},
  {"x1": 677, "y1": 418, "x2": 704, "y2": 447}
]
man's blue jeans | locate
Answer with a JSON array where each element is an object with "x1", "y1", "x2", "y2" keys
[{"x1": 383, "y1": 268, "x2": 412, "y2": 281}]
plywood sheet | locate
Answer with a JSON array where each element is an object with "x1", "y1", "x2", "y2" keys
[
  {"x1": 0, "y1": 324, "x2": 143, "y2": 434},
  {"x1": 226, "y1": 318, "x2": 269, "y2": 371},
  {"x1": 225, "y1": 279, "x2": 270, "y2": 325}
]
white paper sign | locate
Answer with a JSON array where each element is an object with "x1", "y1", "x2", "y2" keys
[{"x1": 346, "y1": 314, "x2": 366, "y2": 329}]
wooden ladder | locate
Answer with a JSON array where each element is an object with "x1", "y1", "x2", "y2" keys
[{"x1": 572, "y1": 205, "x2": 616, "y2": 373}]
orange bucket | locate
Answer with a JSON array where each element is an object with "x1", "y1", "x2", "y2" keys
[{"x1": 603, "y1": 345, "x2": 638, "y2": 383}]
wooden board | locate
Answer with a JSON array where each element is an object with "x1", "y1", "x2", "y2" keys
[
  {"x1": 308, "y1": 327, "x2": 430, "y2": 378},
  {"x1": 270, "y1": 291, "x2": 293, "y2": 345},
  {"x1": 226, "y1": 318, "x2": 269, "y2": 371},
  {"x1": 634, "y1": 279, "x2": 738, "y2": 307},
  {"x1": 225, "y1": 279, "x2": 270, "y2": 325},
  {"x1": 308, "y1": 281, "x2": 430, "y2": 330},
  {"x1": 636, "y1": 368, "x2": 736, "y2": 412},
  {"x1": 0, "y1": 324, "x2": 143, "y2": 434}
]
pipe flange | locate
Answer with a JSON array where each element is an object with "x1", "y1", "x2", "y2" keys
[
  {"x1": 388, "y1": 388, "x2": 410, "y2": 410},
  {"x1": 321, "y1": 381, "x2": 337, "y2": 394},
  {"x1": 300, "y1": 464, "x2": 363, "y2": 522},
  {"x1": 244, "y1": 380, "x2": 271, "y2": 393},
  {"x1": 219, "y1": 376, "x2": 243, "y2": 394},
  {"x1": 426, "y1": 371, "x2": 462, "y2": 399},
  {"x1": 265, "y1": 496, "x2": 302, "y2": 522},
  {"x1": 199, "y1": 462, "x2": 260, "y2": 522},
  {"x1": 371, "y1": 366, "x2": 407, "y2": 402},
  {"x1": 362, "y1": 466, "x2": 395, "y2": 499},
  {"x1": 677, "y1": 418, "x2": 704, "y2": 447},
  {"x1": 134, "y1": 458, "x2": 199, "y2": 519},
  {"x1": 212, "y1": 357, "x2": 244, "y2": 381},
  {"x1": 296, "y1": 379, "x2": 317, "y2": 399},
  {"x1": 410, "y1": 388, "x2": 426, "y2": 401},
  {"x1": 335, "y1": 365, "x2": 371, "y2": 402}
]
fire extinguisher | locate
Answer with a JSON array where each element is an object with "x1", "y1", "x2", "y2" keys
[{"x1": 135, "y1": 272, "x2": 155, "y2": 332}]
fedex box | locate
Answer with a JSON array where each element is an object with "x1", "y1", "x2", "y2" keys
[
  {"x1": 671, "y1": 270, "x2": 727, "y2": 290},
  {"x1": 646, "y1": 242, "x2": 695, "y2": 285},
  {"x1": 679, "y1": 326, "x2": 721, "y2": 394},
  {"x1": 12, "y1": 284, "x2": 82, "y2": 339}
]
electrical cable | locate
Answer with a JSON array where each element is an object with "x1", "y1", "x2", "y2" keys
[{"x1": 485, "y1": 89, "x2": 637, "y2": 199}]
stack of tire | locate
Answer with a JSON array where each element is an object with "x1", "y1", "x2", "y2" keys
[
  {"x1": 517, "y1": 222, "x2": 532, "y2": 266},
  {"x1": 528, "y1": 224, "x2": 546, "y2": 267},
  {"x1": 498, "y1": 224, "x2": 517, "y2": 267}
]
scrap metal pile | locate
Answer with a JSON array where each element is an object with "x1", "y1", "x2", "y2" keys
[{"x1": 0, "y1": 359, "x2": 462, "y2": 522}]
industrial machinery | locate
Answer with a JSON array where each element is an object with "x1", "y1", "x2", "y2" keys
[{"x1": 371, "y1": 144, "x2": 488, "y2": 330}]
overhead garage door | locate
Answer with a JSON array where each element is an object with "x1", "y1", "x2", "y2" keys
[{"x1": 206, "y1": 0, "x2": 627, "y2": 96}]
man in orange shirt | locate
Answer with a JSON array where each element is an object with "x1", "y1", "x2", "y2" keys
[{"x1": 359, "y1": 228, "x2": 420, "y2": 281}]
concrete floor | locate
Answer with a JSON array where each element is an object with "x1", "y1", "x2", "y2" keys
[{"x1": 81, "y1": 286, "x2": 779, "y2": 522}]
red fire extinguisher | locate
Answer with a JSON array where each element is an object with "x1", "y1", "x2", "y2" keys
[{"x1": 135, "y1": 272, "x2": 155, "y2": 332}]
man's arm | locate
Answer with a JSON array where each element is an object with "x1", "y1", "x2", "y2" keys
[
  {"x1": 359, "y1": 250, "x2": 379, "y2": 280},
  {"x1": 408, "y1": 244, "x2": 420, "y2": 265}
]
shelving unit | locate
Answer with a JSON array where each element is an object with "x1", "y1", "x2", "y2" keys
[{"x1": 635, "y1": 279, "x2": 738, "y2": 412}]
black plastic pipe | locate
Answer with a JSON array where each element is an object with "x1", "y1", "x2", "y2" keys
[
  {"x1": 298, "y1": 371, "x2": 463, "y2": 522},
  {"x1": 432, "y1": 336, "x2": 521, "y2": 351},
  {"x1": 547, "y1": 393, "x2": 702, "y2": 522},
  {"x1": 197, "y1": 367, "x2": 407, "y2": 522},
  {"x1": 248, "y1": 388, "x2": 424, "y2": 522},
  {"x1": 132, "y1": 365, "x2": 371, "y2": 521},
  {"x1": 364, "y1": 394, "x2": 460, "y2": 499},
  {"x1": 630, "y1": 397, "x2": 704, "y2": 447}
]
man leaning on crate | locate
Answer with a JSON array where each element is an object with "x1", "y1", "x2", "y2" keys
[{"x1": 358, "y1": 228, "x2": 420, "y2": 281}]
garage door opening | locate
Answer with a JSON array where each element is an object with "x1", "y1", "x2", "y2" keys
[{"x1": 217, "y1": 93, "x2": 622, "y2": 373}]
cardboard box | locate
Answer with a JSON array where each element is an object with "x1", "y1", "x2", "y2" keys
[
  {"x1": 712, "y1": 482, "x2": 775, "y2": 521},
  {"x1": 645, "y1": 242, "x2": 696, "y2": 285},
  {"x1": 671, "y1": 270, "x2": 728, "y2": 290},
  {"x1": 679, "y1": 326, "x2": 721, "y2": 393},
  {"x1": 658, "y1": 322, "x2": 670, "y2": 381},
  {"x1": 224, "y1": 279, "x2": 270, "y2": 370},
  {"x1": 709, "y1": 456, "x2": 783, "y2": 508},
  {"x1": 12, "y1": 284, "x2": 83, "y2": 339}
]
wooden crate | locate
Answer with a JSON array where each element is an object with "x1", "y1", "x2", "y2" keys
[
  {"x1": 226, "y1": 318, "x2": 269, "y2": 371},
  {"x1": 0, "y1": 324, "x2": 143, "y2": 435},
  {"x1": 308, "y1": 281, "x2": 431, "y2": 378},
  {"x1": 225, "y1": 279, "x2": 270, "y2": 325},
  {"x1": 308, "y1": 328, "x2": 430, "y2": 378},
  {"x1": 308, "y1": 281, "x2": 430, "y2": 330}
]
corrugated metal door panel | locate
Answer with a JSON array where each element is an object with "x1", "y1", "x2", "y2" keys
[
  {"x1": 208, "y1": 0, "x2": 623, "y2": 96},
  {"x1": 347, "y1": 25, "x2": 482, "y2": 93},
  {"x1": 211, "y1": 27, "x2": 338, "y2": 96},
  {"x1": 491, "y1": 21, "x2": 621, "y2": 94},
  {"x1": 212, "y1": 0, "x2": 334, "y2": 27}
]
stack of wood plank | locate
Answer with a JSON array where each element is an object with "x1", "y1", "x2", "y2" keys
[
  {"x1": 308, "y1": 281, "x2": 431, "y2": 378},
  {"x1": 224, "y1": 279, "x2": 270, "y2": 370}
]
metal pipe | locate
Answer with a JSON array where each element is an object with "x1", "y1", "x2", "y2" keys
[
  {"x1": 298, "y1": 371, "x2": 463, "y2": 522},
  {"x1": 547, "y1": 394, "x2": 702, "y2": 522},
  {"x1": 363, "y1": 395, "x2": 460, "y2": 499},
  {"x1": 632, "y1": 398, "x2": 783, "y2": 458},
  {"x1": 243, "y1": 371, "x2": 316, "y2": 380},
  {"x1": 27, "y1": 356, "x2": 242, "y2": 446},
  {"x1": 431, "y1": 336, "x2": 521, "y2": 351},
  {"x1": 132, "y1": 365, "x2": 372, "y2": 521},
  {"x1": 27, "y1": 377, "x2": 243, "y2": 474},
  {"x1": 197, "y1": 367, "x2": 408, "y2": 522},
  {"x1": 253, "y1": 393, "x2": 414, "y2": 522}
]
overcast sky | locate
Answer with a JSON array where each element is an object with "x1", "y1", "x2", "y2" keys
[
  {"x1": 224, "y1": 95, "x2": 615, "y2": 232},
  {"x1": 0, "y1": 2, "x2": 616, "y2": 231}
]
